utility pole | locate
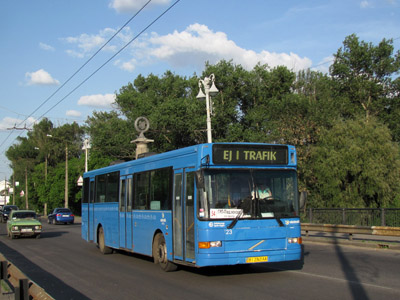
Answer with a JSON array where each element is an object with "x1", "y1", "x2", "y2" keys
[
  {"x1": 65, "y1": 143, "x2": 68, "y2": 209},
  {"x1": 25, "y1": 167, "x2": 28, "y2": 209}
]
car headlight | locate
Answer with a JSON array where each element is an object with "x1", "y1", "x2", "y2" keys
[
  {"x1": 12, "y1": 226, "x2": 19, "y2": 231},
  {"x1": 35, "y1": 225, "x2": 42, "y2": 230}
]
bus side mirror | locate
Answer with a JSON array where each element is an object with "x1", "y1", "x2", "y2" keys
[
  {"x1": 299, "y1": 191, "x2": 307, "y2": 209},
  {"x1": 195, "y1": 170, "x2": 205, "y2": 190}
]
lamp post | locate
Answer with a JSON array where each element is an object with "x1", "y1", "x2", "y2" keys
[
  {"x1": 196, "y1": 74, "x2": 219, "y2": 143},
  {"x1": 82, "y1": 139, "x2": 91, "y2": 173},
  {"x1": 47, "y1": 134, "x2": 69, "y2": 209}
]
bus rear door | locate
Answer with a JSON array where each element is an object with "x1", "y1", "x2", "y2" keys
[{"x1": 173, "y1": 169, "x2": 195, "y2": 262}]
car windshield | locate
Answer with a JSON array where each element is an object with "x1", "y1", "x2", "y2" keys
[
  {"x1": 198, "y1": 169, "x2": 298, "y2": 220},
  {"x1": 13, "y1": 212, "x2": 37, "y2": 219}
]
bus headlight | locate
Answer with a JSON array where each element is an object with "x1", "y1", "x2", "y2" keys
[
  {"x1": 288, "y1": 237, "x2": 302, "y2": 244},
  {"x1": 198, "y1": 241, "x2": 222, "y2": 249}
]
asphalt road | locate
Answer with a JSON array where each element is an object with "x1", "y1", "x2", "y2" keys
[{"x1": 0, "y1": 220, "x2": 399, "y2": 300}]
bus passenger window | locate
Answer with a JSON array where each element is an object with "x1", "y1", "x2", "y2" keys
[
  {"x1": 134, "y1": 172, "x2": 150, "y2": 210},
  {"x1": 150, "y1": 168, "x2": 172, "y2": 210}
]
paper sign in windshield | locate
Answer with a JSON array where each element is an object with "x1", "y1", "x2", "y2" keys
[{"x1": 210, "y1": 209, "x2": 242, "y2": 219}]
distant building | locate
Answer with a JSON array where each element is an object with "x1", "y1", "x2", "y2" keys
[{"x1": 0, "y1": 179, "x2": 10, "y2": 206}]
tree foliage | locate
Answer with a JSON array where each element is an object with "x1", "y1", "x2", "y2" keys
[
  {"x1": 5, "y1": 34, "x2": 400, "y2": 212},
  {"x1": 309, "y1": 117, "x2": 400, "y2": 208}
]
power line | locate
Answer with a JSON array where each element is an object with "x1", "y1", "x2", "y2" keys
[
  {"x1": 36, "y1": 0, "x2": 181, "y2": 121},
  {"x1": 1, "y1": 0, "x2": 181, "y2": 158},
  {"x1": 17, "y1": 0, "x2": 153, "y2": 129},
  {"x1": 0, "y1": 0, "x2": 153, "y2": 150}
]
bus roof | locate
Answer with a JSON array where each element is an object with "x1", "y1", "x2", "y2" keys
[{"x1": 83, "y1": 142, "x2": 296, "y2": 178}]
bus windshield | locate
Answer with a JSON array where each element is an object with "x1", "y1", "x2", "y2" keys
[{"x1": 198, "y1": 169, "x2": 298, "y2": 220}]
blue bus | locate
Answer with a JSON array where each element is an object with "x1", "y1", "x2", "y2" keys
[{"x1": 81, "y1": 143, "x2": 302, "y2": 271}]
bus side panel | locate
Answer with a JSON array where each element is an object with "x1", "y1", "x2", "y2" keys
[
  {"x1": 95, "y1": 203, "x2": 119, "y2": 248},
  {"x1": 132, "y1": 211, "x2": 172, "y2": 256},
  {"x1": 81, "y1": 203, "x2": 88, "y2": 241}
]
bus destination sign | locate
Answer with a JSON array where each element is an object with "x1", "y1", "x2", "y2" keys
[{"x1": 212, "y1": 144, "x2": 288, "y2": 165}]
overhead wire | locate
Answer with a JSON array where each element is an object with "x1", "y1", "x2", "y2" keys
[
  {"x1": 37, "y1": 0, "x2": 181, "y2": 121},
  {"x1": 17, "y1": 0, "x2": 153, "y2": 128},
  {"x1": 1, "y1": 0, "x2": 181, "y2": 153},
  {"x1": 0, "y1": 0, "x2": 153, "y2": 150}
]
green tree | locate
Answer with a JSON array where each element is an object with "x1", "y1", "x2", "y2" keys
[
  {"x1": 6, "y1": 136, "x2": 39, "y2": 209},
  {"x1": 85, "y1": 111, "x2": 135, "y2": 165},
  {"x1": 330, "y1": 34, "x2": 400, "y2": 123},
  {"x1": 115, "y1": 71, "x2": 205, "y2": 151},
  {"x1": 309, "y1": 117, "x2": 400, "y2": 208}
]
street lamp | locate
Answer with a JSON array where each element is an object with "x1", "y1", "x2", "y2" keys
[
  {"x1": 196, "y1": 74, "x2": 219, "y2": 143},
  {"x1": 82, "y1": 139, "x2": 91, "y2": 173}
]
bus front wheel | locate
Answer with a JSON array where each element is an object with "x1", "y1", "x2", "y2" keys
[
  {"x1": 98, "y1": 227, "x2": 112, "y2": 254},
  {"x1": 153, "y1": 233, "x2": 177, "y2": 272}
]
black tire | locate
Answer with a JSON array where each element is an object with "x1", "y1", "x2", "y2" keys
[
  {"x1": 153, "y1": 233, "x2": 177, "y2": 272},
  {"x1": 98, "y1": 227, "x2": 112, "y2": 254},
  {"x1": 35, "y1": 234, "x2": 41, "y2": 239},
  {"x1": 52, "y1": 218, "x2": 56, "y2": 225},
  {"x1": 48, "y1": 218, "x2": 51, "y2": 224}
]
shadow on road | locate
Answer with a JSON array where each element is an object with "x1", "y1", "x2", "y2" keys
[
  {"x1": 0, "y1": 240, "x2": 91, "y2": 300},
  {"x1": 175, "y1": 245, "x2": 306, "y2": 277},
  {"x1": 332, "y1": 233, "x2": 370, "y2": 300}
]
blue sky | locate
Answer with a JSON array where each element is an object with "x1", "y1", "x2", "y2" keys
[{"x1": 0, "y1": 0, "x2": 399, "y2": 178}]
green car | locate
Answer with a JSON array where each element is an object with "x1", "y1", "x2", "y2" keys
[{"x1": 7, "y1": 210, "x2": 42, "y2": 239}]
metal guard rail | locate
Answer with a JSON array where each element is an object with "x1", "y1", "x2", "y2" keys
[
  {"x1": 302, "y1": 223, "x2": 400, "y2": 241},
  {"x1": 0, "y1": 254, "x2": 54, "y2": 300}
]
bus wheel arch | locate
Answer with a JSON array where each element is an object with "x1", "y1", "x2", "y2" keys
[
  {"x1": 97, "y1": 225, "x2": 112, "y2": 254},
  {"x1": 152, "y1": 232, "x2": 177, "y2": 272}
]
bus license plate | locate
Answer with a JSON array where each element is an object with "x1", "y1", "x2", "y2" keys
[{"x1": 246, "y1": 256, "x2": 268, "y2": 263}]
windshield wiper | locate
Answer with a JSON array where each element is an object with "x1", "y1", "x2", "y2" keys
[
  {"x1": 275, "y1": 216, "x2": 284, "y2": 227},
  {"x1": 227, "y1": 210, "x2": 243, "y2": 229}
]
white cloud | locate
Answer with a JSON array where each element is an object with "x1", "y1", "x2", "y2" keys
[
  {"x1": 39, "y1": 42, "x2": 55, "y2": 51},
  {"x1": 65, "y1": 23, "x2": 312, "y2": 74},
  {"x1": 78, "y1": 94, "x2": 116, "y2": 108},
  {"x1": 146, "y1": 24, "x2": 312, "y2": 72},
  {"x1": 114, "y1": 58, "x2": 137, "y2": 72},
  {"x1": 360, "y1": 1, "x2": 373, "y2": 8},
  {"x1": 109, "y1": 0, "x2": 170, "y2": 13},
  {"x1": 62, "y1": 27, "x2": 132, "y2": 58},
  {"x1": 0, "y1": 117, "x2": 36, "y2": 131},
  {"x1": 66, "y1": 110, "x2": 82, "y2": 117},
  {"x1": 25, "y1": 69, "x2": 60, "y2": 86}
]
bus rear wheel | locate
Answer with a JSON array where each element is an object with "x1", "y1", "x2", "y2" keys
[
  {"x1": 153, "y1": 233, "x2": 177, "y2": 272},
  {"x1": 98, "y1": 227, "x2": 112, "y2": 254}
]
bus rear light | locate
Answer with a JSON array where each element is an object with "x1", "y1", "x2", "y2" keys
[
  {"x1": 288, "y1": 237, "x2": 302, "y2": 244},
  {"x1": 198, "y1": 241, "x2": 222, "y2": 249}
]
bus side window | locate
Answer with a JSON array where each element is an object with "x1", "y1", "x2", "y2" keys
[
  {"x1": 150, "y1": 168, "x2": 172, "y2": 210},
  {"x1": 134, "y1": 172, "x2": 150, "y2": 210}
]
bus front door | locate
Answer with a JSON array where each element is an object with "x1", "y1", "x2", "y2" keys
[
  {"x1": 173, "y1": 170, "x2": 195, "y2": 262},
  {"x1": 119, "y1": 176, "x2": 133, "y2": 250}
]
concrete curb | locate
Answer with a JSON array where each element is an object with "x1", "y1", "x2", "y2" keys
[{"x1": 302, "y1": 235, "x2": 400, "y2": 251}]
